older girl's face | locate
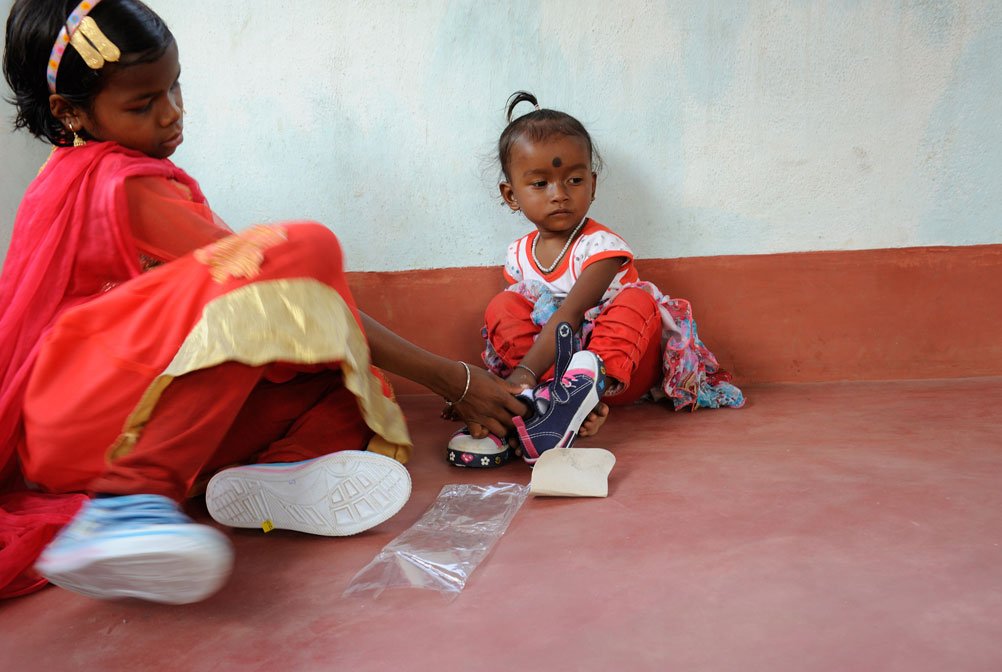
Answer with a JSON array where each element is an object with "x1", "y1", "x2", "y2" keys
[{"x1": 54, "y1": 40, "x2": 184, "y2": 159}]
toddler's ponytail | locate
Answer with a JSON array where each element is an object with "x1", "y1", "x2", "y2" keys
[
  {"x1": 496, "y1": 91, "x2": 601, "y2": 181},
  {"x1": 505, "y1": 91, "x2": 539, "y2": 123}
]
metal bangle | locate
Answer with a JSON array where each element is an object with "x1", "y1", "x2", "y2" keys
[
  {"x1": 445, "y1": 361, "x2": 471, "y2": 407},
  {"x1": 514, "y1": 363, "x2": 538, "y2": 381}
]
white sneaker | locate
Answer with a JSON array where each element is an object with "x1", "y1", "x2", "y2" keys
[
  {"x1": 36, "y1": 494, "x2": 234, "y2": 604},
  {"x1": 205, "y1": 451, "x2": 411, "y2": 536}
]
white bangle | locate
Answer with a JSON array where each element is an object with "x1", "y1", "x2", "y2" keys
[
  {"x1": 514, "y1": 363, "x2": 538, "y2": 381},
  {"x1": 445, "y1": 361, "x2": 471, "y2": 407}
]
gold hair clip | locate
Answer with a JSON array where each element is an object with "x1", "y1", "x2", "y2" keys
[{"x1": 69, "y1": 16, "x2": 120, "y2": 70}]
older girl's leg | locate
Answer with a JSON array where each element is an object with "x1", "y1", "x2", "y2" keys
[{"x1": 89, "y1": 361, "x2": 267, "y2": 501}]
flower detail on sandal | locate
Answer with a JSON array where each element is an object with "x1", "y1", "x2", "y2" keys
[
  {"x1": 446, "y1": 428, "x2": 514, "y2": 468},
  {"x1": 194, "y1": 225, "x2": 288, "y2": 283}
]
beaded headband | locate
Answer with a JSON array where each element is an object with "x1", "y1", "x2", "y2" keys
[{"x1": 46, "y1": 0, "x2": 121, "y2": 93}]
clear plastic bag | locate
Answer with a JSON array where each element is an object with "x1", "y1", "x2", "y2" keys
[{"x1": 342, "y1": 482, "x2": 529, "y2": 598}]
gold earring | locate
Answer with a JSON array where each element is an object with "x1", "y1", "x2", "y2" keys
[{"x1": 69, "y1": 123, "x2": 86, "y2": 147}]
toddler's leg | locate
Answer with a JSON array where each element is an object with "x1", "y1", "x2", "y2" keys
[
  {"x1": 587, "y1": 287, "x2": 662, "y2": 406},
  {"x1": 483, "y1": 291, "x2": 543, "y2": 375},
  {"x1": 514, "y1": 322, "x2": 606, "y2": 464}
]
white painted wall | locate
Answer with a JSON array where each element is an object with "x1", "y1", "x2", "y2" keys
[
  {"x1": 0, "y1": 0, "x2": 49, "y2": 255},
  {"x1": 3, "y1": 1, "x2": 1000, "y2": 270}
]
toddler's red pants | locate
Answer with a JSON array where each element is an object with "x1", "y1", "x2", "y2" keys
[{"x1": 484, "y1": 287, "x2": 662, "y2": 406}]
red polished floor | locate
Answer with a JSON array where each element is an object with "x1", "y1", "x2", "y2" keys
[{"x1": 2, "y1": 378, "x2": 1001, "y2": 671}]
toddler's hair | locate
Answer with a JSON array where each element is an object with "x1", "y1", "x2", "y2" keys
[
  {"x1": 497, "y1": 91, "x2": 601, "y2": 181},
  {"x1": 4, "y1": 0, "x2": 173, "y2": 146}
]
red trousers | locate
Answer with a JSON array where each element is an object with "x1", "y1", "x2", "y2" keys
[
  {"x1": 22, "y1": 223, "x2": 387, "y2": 502},
  {"x1": 90, "y1": 364, "x2": 372, "y2": 501},
  {"x1": 484, "y1": 287, "x2": 662, "y2": 406}
]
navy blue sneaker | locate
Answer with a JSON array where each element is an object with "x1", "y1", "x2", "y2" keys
[{"x1": 513, "y1": 322, "x2": 606, "y2": 464}]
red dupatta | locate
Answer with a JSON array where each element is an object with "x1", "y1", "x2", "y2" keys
[{"x1": 0, "y1": 141, "x2": 206, "y2": 598}]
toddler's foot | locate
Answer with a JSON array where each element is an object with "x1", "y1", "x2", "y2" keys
[
  {"x1": 36, "y1": 494, "x2": 233, "y2": 604},
  {"x1": 578, "y1": 401, "x2": 610, "y2": 437},
  {"x1": 447, "y1": 427, "x2": 516, "y2": 468},
  {"x1": 514, "y1": 322, "x2": 607, "y2": 464},
  {"x1": 205, "y1": 451, "x2": 411, "y2": 536}
]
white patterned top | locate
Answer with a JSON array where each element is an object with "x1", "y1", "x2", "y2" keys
[{"x1": 503, "y1": 219, "x2": 638, "y2": 302}]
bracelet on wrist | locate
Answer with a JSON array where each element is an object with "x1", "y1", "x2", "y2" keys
[
  {"x1": 444, "y1": 361, "x2": 471, "y2": 408},
  {"x1": 514, "y1": 363, "x2": 538, "y2": 381}
]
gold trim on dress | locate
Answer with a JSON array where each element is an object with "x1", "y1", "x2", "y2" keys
[
  {"x1": 107, "y1": 278, "x2": 412, "y2": 463},
  {"x1": 194, "y1": 225, "x2": 288, "y2": 283}
]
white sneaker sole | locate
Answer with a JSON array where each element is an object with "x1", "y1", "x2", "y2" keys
[
  {"x1": 205, "y1": 451, "x2": 411, "y2": 536},
  {"x1": 36, "y1": 525, "x2": 234, "y2": 605}
]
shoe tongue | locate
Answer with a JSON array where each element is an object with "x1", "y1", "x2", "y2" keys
[{"x1": 517, "y1": 387, "x2": 550, "y2": 417}]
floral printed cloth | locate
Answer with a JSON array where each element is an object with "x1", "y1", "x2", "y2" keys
[{"x1": 483, "y1": 280, "x2": 744, "y2": 410}]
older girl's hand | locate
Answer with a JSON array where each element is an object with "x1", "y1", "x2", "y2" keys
[{"x1": 440, "y1": 365, "x2": 528, "y2": 439}]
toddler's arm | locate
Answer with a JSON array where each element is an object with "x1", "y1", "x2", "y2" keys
[{"x1": 507, "y1": 256, "x2": 626, "y2": 388}]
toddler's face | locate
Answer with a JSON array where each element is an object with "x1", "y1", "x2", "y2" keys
[{"x1": 500, "y1": 134, "x2": 596, "y2": 234}]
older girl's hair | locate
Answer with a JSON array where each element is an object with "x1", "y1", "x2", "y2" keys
[
  {"x1": 4, "y1": 0, "x2": 173, "y2": 146},
  {"x1": 497, "y1": 91, "x2": 602, "y2": 180}
]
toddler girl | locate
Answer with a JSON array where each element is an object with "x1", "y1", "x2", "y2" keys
[{"x1": 453, "y1": 92, "x2": 743, "y2": 465}]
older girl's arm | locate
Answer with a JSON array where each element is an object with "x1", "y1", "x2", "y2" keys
[{"x1": 360, "y1": 311, "x2": 527, "y2": 438}]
